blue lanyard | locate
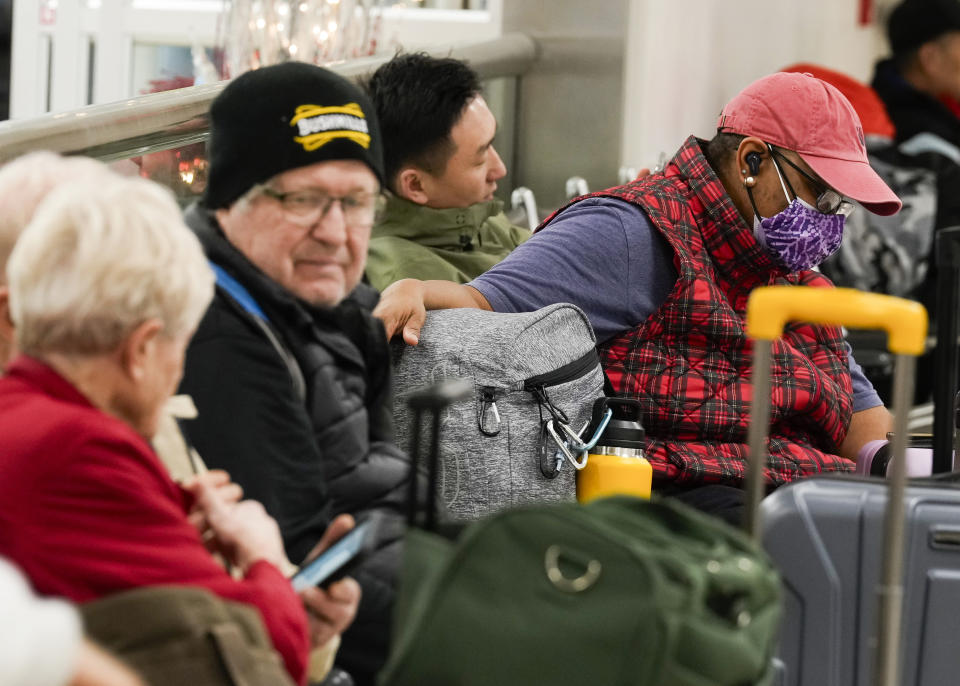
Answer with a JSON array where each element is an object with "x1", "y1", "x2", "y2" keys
[{"x1": 209, "y1": 262, "x2": 268, "y2": 322}]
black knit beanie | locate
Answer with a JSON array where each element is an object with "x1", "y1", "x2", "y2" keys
[
  {"x1": 204, "y1": 61, "x2": 384, "y2": 209},
  {"x1": 888, "y1": 0, "x2": 960, "y2": 57}
]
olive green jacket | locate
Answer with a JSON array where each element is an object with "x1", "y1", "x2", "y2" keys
[{"x1": 365, "y1": 195, "x2": 530, "y2": 291}]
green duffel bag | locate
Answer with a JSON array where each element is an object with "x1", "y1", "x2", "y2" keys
[{"x1": 378, "y1": 496, "x2": 781, "y2": 686}]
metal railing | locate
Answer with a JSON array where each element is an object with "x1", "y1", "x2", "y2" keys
[{"x1": 0, "y1": 32, "x2": 538, "y2": 163}]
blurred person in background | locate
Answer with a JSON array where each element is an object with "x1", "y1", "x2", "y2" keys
[
  {"x1": 363, "y1": 53, "x2": 528, "y2": 291},
  {"x1": 873, "y1": 0, "x2": 960, "y2": 157},
  {"x1": 872, "y1": 0, "x2": 960, "y2": 249},
  {"x1": 0, "y1": 174, "x2": 359, "y2": 686},
  {"x1": 871, "y1": 0, "x2": 960, "y2": 397}
]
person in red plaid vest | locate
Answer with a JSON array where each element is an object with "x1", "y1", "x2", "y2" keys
[{"x1": 373, "y1": 72, "x2": 903, "y2": 522}]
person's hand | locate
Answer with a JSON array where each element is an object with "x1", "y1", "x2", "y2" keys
[
  {"x1": 183, "y1": 470, "x2": 243, "y2": 535},
  {"x1": 298, "y1": 515, "x2": 362, "y2": 649},
  {"x1": 372, "y1": 279, "x2": 427, "y2": 345},
  {"x1": 182, "y1": 479, "x2": 287, "y2": 573}
]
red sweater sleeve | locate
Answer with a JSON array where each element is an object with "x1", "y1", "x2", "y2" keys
[{"x1": 4, "y1": 427, "x2": 310, "y2": 684}]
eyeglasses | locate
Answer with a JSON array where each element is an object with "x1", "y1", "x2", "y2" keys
[
  {"x1": 769, "y1": 148, "x2": 855, "y2": 217},
  {"x1": 259, "y1": 186, "x2": 386, "y2": 226}
]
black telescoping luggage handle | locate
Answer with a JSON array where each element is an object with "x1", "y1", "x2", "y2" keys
[
  {"x1": 933, "y1": 226, "x2": 960, "y2": 473},
  {"x1": 405, "y1": 378, "x2": 473, "y2": 531},
  {"x1": 744, "y1": 286, "x2": 928, "y2": 686}
]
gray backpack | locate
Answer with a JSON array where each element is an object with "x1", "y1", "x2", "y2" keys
[{"x1": 391, "y1": 303, "x2": 605, "y2": 521}]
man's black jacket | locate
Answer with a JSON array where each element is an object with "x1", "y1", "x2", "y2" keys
[{"x1": 179, "y1": 203, "x2": 411, "y2": 684}]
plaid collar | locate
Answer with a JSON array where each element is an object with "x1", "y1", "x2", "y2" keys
[{"x1": 667, "y1": 136, "x2": 792, "y2": 290}]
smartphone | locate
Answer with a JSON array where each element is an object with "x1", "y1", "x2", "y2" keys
[{"x1": 290, "y1": 513, "x2": 382, "y2": 592}]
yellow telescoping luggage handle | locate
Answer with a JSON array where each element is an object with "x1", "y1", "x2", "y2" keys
[
  {"x1": 745, "y1": 286, "x2": 927, "y2": 355},
  {"x1": 744, "y1": 285, "x2": 928, "y2": 686}
]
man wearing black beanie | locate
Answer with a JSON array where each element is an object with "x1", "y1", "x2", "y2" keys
[{"x1": 179, "y1": 61, "x2": 411, "y2": 685}]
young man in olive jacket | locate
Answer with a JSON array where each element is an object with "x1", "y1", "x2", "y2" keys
[
  {"x1": 179, "y1": 62, "x2": 409, "y2": 686},
  {"x1": 363, "y1": 53, "x2": 529, "y2": 290}
]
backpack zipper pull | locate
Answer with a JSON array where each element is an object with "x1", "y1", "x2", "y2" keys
[{"x1": 531, "y1": 384, "x2": 569, "y2": 425}]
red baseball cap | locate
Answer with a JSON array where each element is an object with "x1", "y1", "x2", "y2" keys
[{"x1": 717, "y1": 71, "x2": 902, "y2": 216}]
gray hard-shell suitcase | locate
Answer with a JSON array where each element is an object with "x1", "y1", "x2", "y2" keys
[
  {"x1": 743, "y1": 285, "x2": 930, "y2": 686},
  {"x1": 391, "y1": 303, "x2": 605, "y2": 521},
  {"x1": 761, "y1": 475, "x2": 960, "y2": 686}
]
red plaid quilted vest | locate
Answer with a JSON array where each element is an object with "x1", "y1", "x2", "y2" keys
[{"x1": 542, "y1": 137, "x2": 854, "y2": 487}]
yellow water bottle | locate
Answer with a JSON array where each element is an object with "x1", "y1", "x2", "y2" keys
[{"x1": 577, "y1": 398, "x2": 652, "y2": 504}]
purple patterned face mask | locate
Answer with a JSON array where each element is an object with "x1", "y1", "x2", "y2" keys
[
  {"x1": 753, "y1": 198, "x2": 845, "y2": 272},
  {"x1": 749, "y1": 150, "x2": 846, "y2": 272}
]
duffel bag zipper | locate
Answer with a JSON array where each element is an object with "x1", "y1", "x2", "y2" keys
[{"x1": 522, "y1": 348, "x2": 600, "y2": 391}]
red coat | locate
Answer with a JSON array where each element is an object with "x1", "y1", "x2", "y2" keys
[{"x1": 0, "y1": 356, "x2": 310, "y2": 684}]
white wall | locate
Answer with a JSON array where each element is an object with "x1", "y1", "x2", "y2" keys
[
  {"x1": 620, "y1": 0, "x2": 896, "y2": 170},
  {"x1": 501, "y1": 0, "x2": 629, "y2": 208}
]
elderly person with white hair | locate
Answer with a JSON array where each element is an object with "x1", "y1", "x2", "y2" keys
[
  {"x1": 0, "y1": 151, "x2": 112, "y2": 364},
  {"x1": 0, "y1": 173, "x2": 359, "y2": 686},
  {"x1": 0, "y1": 151, "x2": 206, "y2": 482},
  {"x1": 0, "y1": 152, "x2": 146, "y2": 686}
]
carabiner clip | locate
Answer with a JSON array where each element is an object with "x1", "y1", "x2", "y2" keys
[
  {"x1": 538, "y1": 420, "x2": 564, "y2": 479},
  {"x1": 478, "y1": 389, "x2": 502, "y2": 437},
  {"x1": 546, "y1": 419, "x2": 589, "y2": 470},
  {"x1": 558, "y1": 409, "x2": 613, "y2": 453}
]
